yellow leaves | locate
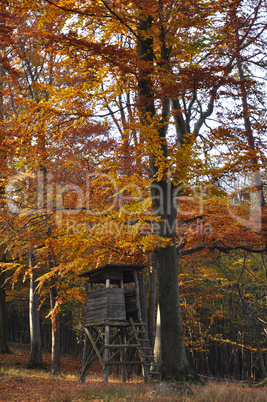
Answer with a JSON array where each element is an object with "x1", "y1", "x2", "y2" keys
[
  {"x1": 21, "y1": 0, "x2": 38, "y2": 9},
  {"x1": 209, "y1": 334, "x2": 264, "y2": 353},
  {"x1": 0, "y1": 263, "x2": 25, "y2": 288},
  {"x1": 170, "y1": 136, "x2": 205, "y2": 186},
  {"x1": 36, "y1": 270, "x2": 54, "y2": 292},
  {"x1": 46, "y1": 296, "x2": 63, "y2": 331},
  {"x1": 139, "y1": 118, "x2": 170, "y2": 182}
]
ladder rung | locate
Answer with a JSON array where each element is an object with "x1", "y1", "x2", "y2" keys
[
  {"x1": 104, "y1": 344, "x2": 139, "y2": 349},
  {"x1": 105, "y1": 361, "x2": 141, "y2": 365},
  {"x1": 134, "y1": 338, "x2": 150, "y2": 343}
]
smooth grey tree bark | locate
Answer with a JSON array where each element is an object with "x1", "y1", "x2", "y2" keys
[
  {"x1": 50, "y1": 279, "x2": 61, "y2": 374},
  {"x1": 147, "y1": 253, "x2": 157, "y2": 348},
  {"x1": 28, "y1": 247, "x2": 43, "y2": 368},
  {"x1": 0, "y1": 263, "x2": 10, "y2": 354},
  {"x1": 153, "y1": 303, "x2": 162, "y2": 369},
  {"x1": 48, "y1": 247, "x2": 61, "y2": 375}
]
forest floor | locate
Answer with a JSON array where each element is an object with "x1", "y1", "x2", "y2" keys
[{"x1": 0, "y1": 343, "x2": 267, "y2": 401}]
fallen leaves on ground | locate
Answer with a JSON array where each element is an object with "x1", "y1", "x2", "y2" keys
[{"x1": 1, "y1": 343, "x2": 267, "y2": 401}]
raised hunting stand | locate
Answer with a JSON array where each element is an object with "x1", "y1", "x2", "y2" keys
[{"x1": 79, "y1": 263, "x2": 160, "y2": 383}]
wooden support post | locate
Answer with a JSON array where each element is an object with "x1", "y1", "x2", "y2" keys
[
  {"x1": 84, "y1": 327, "x2": 105, "y2": 367},
  {"x1": 104, "y1": 276, "x2": 110, "y2": 380},
  {"x1": 80, "y1": 331, "x2": 90, "y2": 382},
  {"x1": 120, "y1": 329, "x2": 127, "y2": 382},
  {"x1": 133, "y1": 270, "x2": 142, "y2": 322},
  {"x1": 80, "y1": 344, "x2": 105, "y2": 382},
  {"x1": 104, "y1": 324, "x2": 110, "y2": 381},
  {"x1": 138, "y1": 271, "x2": 147, "y2": 327}
]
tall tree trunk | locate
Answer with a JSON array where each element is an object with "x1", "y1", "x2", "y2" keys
[
  {"x1": 0, "y1": 50, "x2": 10, "y2": 355},
  {"x1": 50, "y1": 277, "x2": 61, "y2": 374},
  {"x1": 0, "y1": 264, "x2": 10, "y2": 354},
  {"x1": 28, "y1": 247, "x2": 42, "y2": 368},
  {"x1": 153, "y1": 303, "x2": 162, "y2": 369},
  {"x1": 236, "y1": 43, "x2": 266, "y2": 209},
  {"x1": 137, "y1": 15, "x2": 192, "y2": 379},
  {"x1": 231, "y1": 9, "x2": 266, "y2": 219},
  {"x1": 147, "y1": 253, "x2": 157, "y2": 348},
  {"x1": 156, "y1": 245, "x2": 190, "y2": 378},
  {"x1": 47, "y1": 244, "x2": 60, "y2": 375},
  {"x1": 235, "y1": 26, "x2": 267, "y2": 378}
]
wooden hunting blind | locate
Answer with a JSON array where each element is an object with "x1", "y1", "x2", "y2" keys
[{"x1": 79, "y1": 263, "x2": 160, "y2": 383}]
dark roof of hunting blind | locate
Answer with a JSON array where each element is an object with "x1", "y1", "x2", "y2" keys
[{"x1": 79, "y1": 263, "x2": 146, "y2": 284}]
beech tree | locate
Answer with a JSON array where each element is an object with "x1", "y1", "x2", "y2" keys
[
  {"x1": 0, "y1": 1, "x2": 19, "y2": 354},
  {"x1": 35, "y1": 0, "x2": 206, "y2": 378}
]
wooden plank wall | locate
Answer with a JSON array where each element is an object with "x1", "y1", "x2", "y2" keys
[
  {"x1": 107, "y1": 288, "x2": 126, "y2": 321},
  {"x1": 85, "y1": 289, "x2": 107, "y2": 323},
  {"x1": 85, "y1": 288, "x2": 126, "y2": 324}
]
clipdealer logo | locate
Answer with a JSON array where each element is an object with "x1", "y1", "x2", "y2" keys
[{"x1": 5, "y1": 170, "x2": 263, "y2": 233}]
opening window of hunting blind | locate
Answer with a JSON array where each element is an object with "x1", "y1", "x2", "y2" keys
[{"x1": 124, "y1": 282, "x2": 138, "y2": 321}]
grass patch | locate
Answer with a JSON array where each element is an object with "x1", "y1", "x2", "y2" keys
[{"x1": 83, "y1": 383, "x2": 148, "y2": 401}]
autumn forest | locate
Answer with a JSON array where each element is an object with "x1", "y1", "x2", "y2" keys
[{"x1": 0, "y1": 0, "x2": 267, "y2": 389}]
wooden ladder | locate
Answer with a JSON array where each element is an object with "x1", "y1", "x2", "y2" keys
[{"x1": 129, "y1": 318, "x2": 161, "y2": 383}]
